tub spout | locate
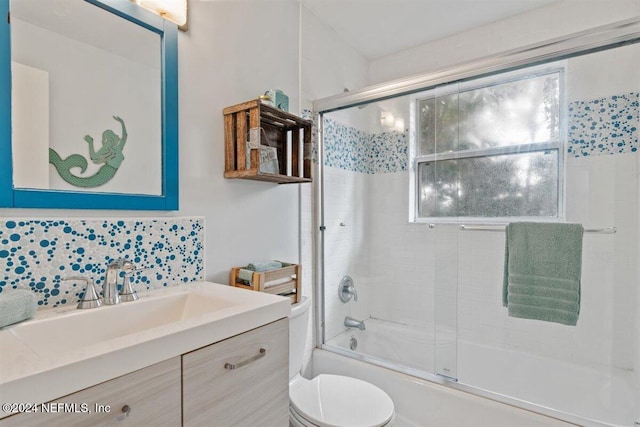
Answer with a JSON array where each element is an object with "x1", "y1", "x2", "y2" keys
[{"x1": 344, "y1": 316, "x2": 366, "y2": 330}]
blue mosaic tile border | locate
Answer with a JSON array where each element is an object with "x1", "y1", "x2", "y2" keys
[
  {"x1": 0, "y1": 218, "x2": 204, "y2": 307},
  {"x1": 324, "y1": 117, "x2": 372, "y2": 173},
  {"x1": 568, "y1": 92, "x2": 638, "y2": 157},
  {"x1": 369, "y1": 131, "x2": 408, "y2": 173},
  {"x1": 320, "y1": 92, "x2": 638, "y2": 171},
  {"x1": 323, "y1": 117, "x2": 408, "y2": 173}
]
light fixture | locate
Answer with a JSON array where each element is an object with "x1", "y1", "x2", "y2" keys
[
  {"x1": 380, "y1": 111, "x2": 405, "y2": 132},
  {"x1": 134, "y1": 0, "x2": 188, "y2": 30},
  {"x1": 380, "y1": 111, "x2": 395, "y2": 128}
]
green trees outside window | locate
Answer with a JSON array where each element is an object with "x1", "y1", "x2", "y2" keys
[{"x1": 416, "y1": 69, "x2": 562, "y2": 219}]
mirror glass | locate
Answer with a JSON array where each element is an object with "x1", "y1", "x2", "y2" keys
[
  {"x1": 10, "y1": 0, "x2": 162, "y2": 196},
  {"x1": 0, "y1": 0, "x2": 179, "y2": 210}
]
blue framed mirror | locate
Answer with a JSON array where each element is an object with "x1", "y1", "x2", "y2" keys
[{"x1": 0, "y1": 0, "x2": 178, "y2": 210}]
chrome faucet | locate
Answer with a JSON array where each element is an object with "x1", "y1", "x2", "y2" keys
[
  {"x1": 344, "y1": 316, "x2": 366, "y2": 331},
  {"x1": 103, "y1": 259, "x2": 124, "y2": 305}
]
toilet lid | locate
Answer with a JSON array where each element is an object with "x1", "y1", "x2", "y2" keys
[{"x1": 290, "y1": 374, "x2": 394, "y2": 427}]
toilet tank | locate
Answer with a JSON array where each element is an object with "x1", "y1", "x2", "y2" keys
[{"x1": 289, "y1": 296, "x2": 311, "y2": 379}]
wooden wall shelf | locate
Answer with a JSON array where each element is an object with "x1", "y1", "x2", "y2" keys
[{"x1": 223, "y1": 100, "x2": 312, "y2": 184}]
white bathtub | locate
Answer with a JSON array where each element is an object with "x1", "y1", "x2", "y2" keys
[{"x1": 324, "y1": 318, "x2": 637, "y2": 426}]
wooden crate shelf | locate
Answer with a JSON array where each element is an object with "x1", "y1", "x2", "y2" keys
[
  {"x1": 223, "y1": 100, "x2": 312, "y2": 184},
  {"x1": 230, "y1": 264, "x2": 301, "y2": 304}
]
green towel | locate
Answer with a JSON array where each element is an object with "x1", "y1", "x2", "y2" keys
[
  {"x1": 503, "y1": 222, "x2": 583, "y2": 326},
  {"x1": 247, "y1": 261, "x2": 282, "y2": 272},
  {"x1": 0, "y1": 289, "x2": 37, "y2": 328},
  {"x1": 238, "y1": 268, "x2": 254, "y2": 285}
]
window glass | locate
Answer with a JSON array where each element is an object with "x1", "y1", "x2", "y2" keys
[
  {"x1": 418, "y1": 150, "x2": 559, "y2": 218},
  {"x1": 415, "y1": 68, "x2": 562, "y2": 220},
  {"x1": 418, "y1": 73, "x2": 560, "y2": 156}
]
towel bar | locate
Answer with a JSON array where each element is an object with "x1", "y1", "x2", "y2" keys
[{"x1": 457, "y1": 225, "x2": 616, "y2": 234}]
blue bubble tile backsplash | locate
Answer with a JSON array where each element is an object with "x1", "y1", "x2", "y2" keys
[{"x1": 0, "y1": 217, "x2": 204, "y2": 307}]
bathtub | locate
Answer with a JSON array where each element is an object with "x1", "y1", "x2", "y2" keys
[{"x1": 323, "y1": 318, "x2": 637, "y2": 427}]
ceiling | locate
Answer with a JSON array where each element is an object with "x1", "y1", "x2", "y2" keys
[{"x1": 299, "y1": 0, "x2": 561, "y2": 59}]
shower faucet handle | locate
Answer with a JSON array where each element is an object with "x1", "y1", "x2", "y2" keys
[{"x1": 339, "y1": 276, "x2": 358, "y2": 303}]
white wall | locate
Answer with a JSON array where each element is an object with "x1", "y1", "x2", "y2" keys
[
  {"x1": 300, "y1": 5, "x2": 369, "y2": 108},
  {"x1": 0, "y1": 1, "x2": 298, "y2": 283},
  {"x1": 6, "y1": 0, "x2": 370, "y2": 288},
  {"x1": 178, "y1": 0, "x2": 302, "y2": 283},
  {"x1": 300, "y1": 1, "x2": 371, "y2": 296},
  {"x1": 2, "y1": 0, "x2": 305, "y2": 285},
  {"x1": 370, "y1": 0, "x2": 640, "y2": 84},
  {"x1": 2, "y1": 1, "x2": 371, "y2": 375}
]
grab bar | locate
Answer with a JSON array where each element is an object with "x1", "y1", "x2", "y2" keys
[{"x1": 458, "y1": 225, "x2": 617, "y2": 234}]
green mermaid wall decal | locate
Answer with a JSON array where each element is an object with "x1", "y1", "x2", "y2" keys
[{"x1": 49, "y1": 116, "x2": 127, "y2": 188}]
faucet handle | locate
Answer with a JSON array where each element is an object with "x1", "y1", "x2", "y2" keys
[
  {"x1": 338, "y1": 276, "x2": 358, "y2": 302},
  {"x1": 119, "y1": 262, "x2": 147, "y2": 302},
  {"x1": 63, "y1": 276, "x2": 102, "y2": 309},
  {"x1": 349, "y1": 284, "x2": 358, "y2": 302}
]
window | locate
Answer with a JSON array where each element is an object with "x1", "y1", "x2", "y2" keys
[{"x1": 413, "y1": 67, "x2": 563, "y2": 220}]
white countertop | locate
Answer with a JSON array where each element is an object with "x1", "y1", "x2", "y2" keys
[{"x1": 0, "y1": 282, "x2": 290, "y2": 418}]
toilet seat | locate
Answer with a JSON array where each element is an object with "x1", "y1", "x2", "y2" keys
[{"x1": 290, "y1": 374, "x2": 395, "y2": 427}]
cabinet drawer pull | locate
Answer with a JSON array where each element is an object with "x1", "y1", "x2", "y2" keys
[{"x1": 224, "y1": 348, "x2": 266, "y2": 370}]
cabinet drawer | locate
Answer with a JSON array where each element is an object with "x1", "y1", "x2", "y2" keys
[
  {"x1": 0, "y1": 357, "x2": 181, "y2": 427},
  {"x1": 183, "y1": 318, "x2": 289, "y2": 427}
]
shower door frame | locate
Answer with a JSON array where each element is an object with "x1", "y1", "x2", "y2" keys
[{"x1": 313, "y1": 16, "x2": 640, "y2": 427}]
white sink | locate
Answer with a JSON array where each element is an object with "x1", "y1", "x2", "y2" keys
[
  {"x1": 1, "y1": 281, "x2": 291, "y2": 415},
  {"x1": 9, "y1": 290, "x2": 239, "y2": 354}
]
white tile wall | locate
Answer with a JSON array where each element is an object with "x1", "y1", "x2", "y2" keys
[
  {"x1": 322, "y1": 166, "x2": 370, "y2": 340},
  {"x1": 321, "y1": 147, "x2": 637, "y2": 409},
  {"x1": 322, "y1": 153, "x2": 638, "y2": 374},
  {"x1": 320, "y1": 26, "x2": 639, "y2": 387}
]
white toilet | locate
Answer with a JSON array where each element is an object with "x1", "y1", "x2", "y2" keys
[{"x1": 289, "y1": 297, "x2": 395, "y2": 427}]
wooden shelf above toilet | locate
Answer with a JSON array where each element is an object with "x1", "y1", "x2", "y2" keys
[{"x1": 223, "y1": 100, "x2": 313, "y2": 184}]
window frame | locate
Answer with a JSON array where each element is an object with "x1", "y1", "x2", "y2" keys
[{"x1": 410, "y1": 64, "x2": 566, "y2": 223}]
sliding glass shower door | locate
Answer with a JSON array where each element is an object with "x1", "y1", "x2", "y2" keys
[
  {"x1": 317, "y1": 27, "x2": 640, "y2": 426},
  {"x1": 320, "y1": 95, "x2": 441, "y2": 377},
  {"x1": 453, "y1": 42, "x2": 640, "y2": 426}
]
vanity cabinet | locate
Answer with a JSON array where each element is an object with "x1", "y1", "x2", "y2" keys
[
  {"x1": 183, "y1": 318, "x2": 289, "y2": 427},
  {"x1": 223, "y1": 100, "x2": 313, "y2": 184},
  {"x1": 0, "y1": 319, "x2": 289, "y2": 427},
  {"x1": 0, "y1": 357, "x2": 181, "y2": 426}
]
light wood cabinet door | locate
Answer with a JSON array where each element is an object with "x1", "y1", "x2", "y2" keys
[
  {"x1": 182, "y1": 318, "x2": 289, "y2": 427},
  {"x1": 0, "y1": 357, "x2": 181, "y2": 427}
]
